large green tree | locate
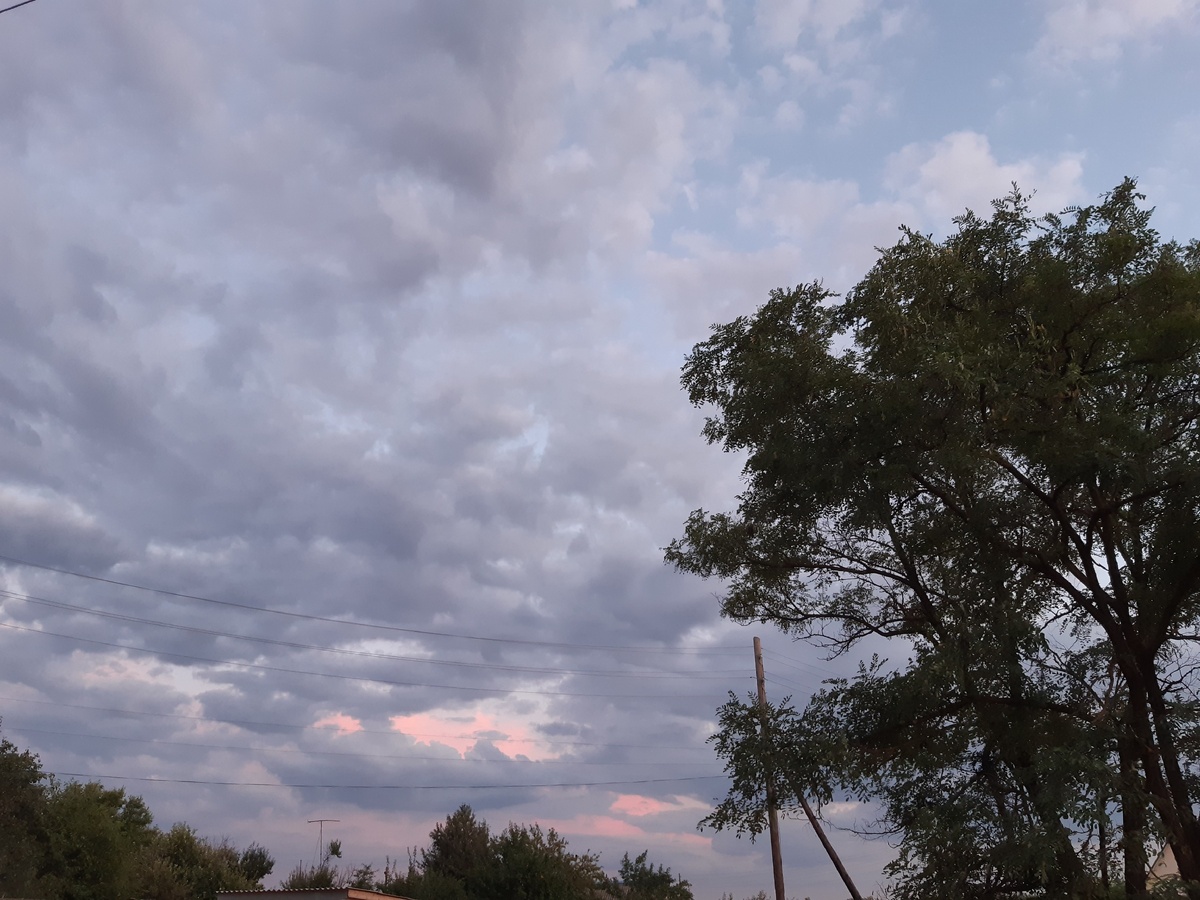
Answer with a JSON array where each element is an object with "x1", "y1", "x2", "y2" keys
[
  {"x1": 0, "y1": 729, "x2": 273, "y2": 900},
  {"x1": 482, "y1": 821, "x2": 607, "y2": 900},
  {"x1": 668, "y1": 180, "x2": 1200, "y2": 898},
  {"x1": 0, "y1": 729, "x2": 50, "y2": 897},
  {"x1": 421, "y1": 803, "x2": 494, "y2": 890},
  {"x1": 40, "y1": 781, "x2": 157, "y2": 900}
]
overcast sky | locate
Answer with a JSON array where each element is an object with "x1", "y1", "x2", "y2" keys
[{"x1": 1, "y1": 1, "x2": 1198, "y2": 898}]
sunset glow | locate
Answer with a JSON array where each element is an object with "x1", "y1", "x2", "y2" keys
[
  {"x1": 313, "y1": 713, "x2": 364, "y2": 736},
  {"x1": 388, "y1": 709, "x2": 559, "y2": 761}
]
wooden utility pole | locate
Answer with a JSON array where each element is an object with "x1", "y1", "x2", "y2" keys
[
  {"x1": 785, "y1": 774, "x2": 865, "y2": 900},
  {"x1": 755, "y1": 637, "x2": 865, "y2": 900},
  {"x1": 754, "y1": 636, "x2": 787, "y2": 900}
]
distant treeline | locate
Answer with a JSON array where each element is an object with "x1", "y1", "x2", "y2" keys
[
  {"x1": 0, "y1": 729, "x2": 696, "y2": 900},
  {"x1": 281, "y1": 803, "x2": 694, "y2": 900}
]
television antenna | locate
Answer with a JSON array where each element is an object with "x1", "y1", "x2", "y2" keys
[{"x1": 307, "y1": 819, "x2": 341, "y2": 862}]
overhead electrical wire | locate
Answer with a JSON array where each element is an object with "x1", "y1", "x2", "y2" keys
[
  {"x1": 764, "y1": 673, "x2": 819, "y2": 694},
  {"x1": 0, "y1": 588, "x2": 746, "y2": 680},
  {"x1": 7, "y1": 725, "x2": 717, "y2": 767},
  {"x1": 0, "y1": 552, "x2": 746, "y2": 654},
  {"x1": 53, "y1": 771, "x2": 727, "y2": 790},
  {"x1": 0, "y1": 621, "x2": 728, "y2": 700},
  {"x1": 0, "y1": 549, "x2": 764, "y2": 798},
  {"x1": 0, "y1": 695, "x2": 714, "y2": 751},
  {"x1": 0, "y1": 0, "x2": 38, "y2": 15},
  {"x1": 761, "y1": 647, "x2": 842, "y2": 679}
]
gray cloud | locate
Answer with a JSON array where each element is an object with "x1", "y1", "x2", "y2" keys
[{"x1": 1, "y1": 1, "x2": 1192, "y2": 897}]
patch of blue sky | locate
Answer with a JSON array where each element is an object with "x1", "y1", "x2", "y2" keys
[
  {"x1": 881, "y1": 3, "x2": 1040, "y2": 130},
  {"x1": 605, "y1": 5, "x2": 740, "y2": 78}
]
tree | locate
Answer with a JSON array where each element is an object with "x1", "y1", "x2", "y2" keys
[
  {"x1": 138, "y1": 824, "x2": 273, "y2": 900},
  {"x1": 0, "y1": 728, "x2": 50, "y2": 897},
  {"x1": 421, "y1": 803, "x2": 494, "y2": 892},
  {"x1": 379, "y1": 857, "x2": 470, "y2": 900},
  {"x1": 668, "y1": 180, "x2": 1200, "y2": 898},
  {"x1": 610, "y1": 850, "x2": 694, "y2": 900},
  {"x1": 41, "y1": 780, "x2": 157, "y2": 900},
  {"x1": 0, "y1": 728, "x2": 273, "y2": 900},
  {"x1": 483, "y1": 821, "x2": 607, "y2": 900},
  {"x1": 238, "y1": 842, "x2": 276, "y2": 883},
  {"x1": 386, "y1": 805, "x2": 633, "y2": 900}
]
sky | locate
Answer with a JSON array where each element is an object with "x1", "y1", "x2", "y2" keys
[{"x1": 0, "y1": 1, "x2": 1198, "y2": 898}]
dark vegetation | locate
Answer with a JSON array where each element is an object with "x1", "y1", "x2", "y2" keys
[
  {"x1": 669, "y1": 180, "x2": 1200, "y2": 898},
  {"x1": 0, "y1": 730, "x2": 691, "y2": 900},
  {"x1": 281, "y1": 803, "x2": 693, "y2": 900},
  {"x1": 0, "y1": 728, "x2": 272, "y2": 900}
]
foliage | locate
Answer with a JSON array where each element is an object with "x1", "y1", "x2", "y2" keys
[
  {"x1": 421, "y1": 803, "x2": 494, "y2": 889},
  {"x1": 41, "y1": 780, "x2": 157, "y2": 900},
  {"x1": 281, "y1": 840, "x2": 348, "y2": 889},
  {"x1": 611, "y1": 849, "x2": 694, "y2": 900},
  {"x1": 238, "y1": 842, "x2": 276, "y2": 882},
  {"x1": 0, "y1": 730, "x2": 691, "y2": 900},
  {"x1": 0, "y1": 727, "x2": 50, "y2": 897},
  {"x1": 483, "y1": 821, "x2": 608, "y2": 900},
  {"x1": 381, "y1": 859, "x2": 471, "y2": 900},
  {"x1": 413, "y1": 806, "x2": 609, "y2": 900},
  {"x1": 0, "y1": 728, "x2": 273, "y2": 900},
  {"x1": 348, "y1": 863, "x2": 377, "y2": 889},
  {"x1": 139, "y1": 824, "x2": 271, "y2": 900},
  {"x1": 668, "y1": 180, "x2": 1200, "y2": 898},
  {"x1": 378, "y1": 805, "x2": 687, "y2": 900},
  {"x1": 281, "y1": 862, "x2": 344, "y2": 889}
]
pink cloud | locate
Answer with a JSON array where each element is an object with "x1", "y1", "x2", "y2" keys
[
  {"x1": 541, "y1": 814, "x2": 648, "y2": 841},
  {"x1": 388, "y1": 709, "x2": 558, "y2": 760},
  {"x1": 389, "y1": 712, "x2": 475, "y2": 755},
  {"x1": 313, "y1": 713, "x2": 363, "y2": 736},
  {"x1": 610, "y1": 793, "x2": 713, "y2": 818},
  {"x1": 540, "y1": 813, "x2": 713, "y2": 853},
  {"x1": 611, "y1": 794, "x2": 674, "y2": 817}
]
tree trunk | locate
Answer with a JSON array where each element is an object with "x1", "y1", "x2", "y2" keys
[
  {"x1": 1119, "y1": 722, "x2": 1149, "y2": 900},
  {"x1": 1141, "y1": 655, "x2": 1200, "y2": 892}
]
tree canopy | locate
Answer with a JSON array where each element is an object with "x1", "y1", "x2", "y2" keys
[
  {"x1": 0, "y1": 730, "x2": 692, "y2": 900},
  {"x1": 379, "y1": 804, "x2": 693, "y2": 900},
  {"x1": 668, "y1": 180, "x2": 1200, "y2": 899},
  {"x1": 0, "y1": 727, "x2": 273, "y2": 900},
  {"x1": 612, "y1": 849, "x2": 694, "y2": 900}
]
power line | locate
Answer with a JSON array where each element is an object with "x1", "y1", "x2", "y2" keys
[
  {"x1": 761, "y1": 648, "x2": 841, "y2": 679},
  {"x1": 54, "y1": 771, "x2": 726, "y2": 790},
  {"x1": 762, "y1": 673, "x2": 816, "y2": 694},
  {"x1": 0, "y1": 588, "x2": 745, "y2": 680},
  {"x1": 8, "y1": 725, "x2": 716, "y2": 767},
  {"x1": 0, "y1": 621, "x2": 723, "y2": 699},
  {"x1": 0, "y1": 552, "x2": 744, "y2": 655},
  {"x1": 0, "y1": 0, "x2": 38, "y2": 15},
  {"x1": 0, "y1": 695, "x2": 712, "y2": 751}
]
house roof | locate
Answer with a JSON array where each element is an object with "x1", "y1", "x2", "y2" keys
[
  {"x1": 217, "y1": 890, "x2": 415, "y2": 900},
  {"x1": 1149, "y1": 844, "x2": 1179, "y2": 883}
]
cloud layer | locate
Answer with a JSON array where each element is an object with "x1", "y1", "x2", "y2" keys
[{"x1": 1, "y1": 2, "x2": 1197, "y2": 897}]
